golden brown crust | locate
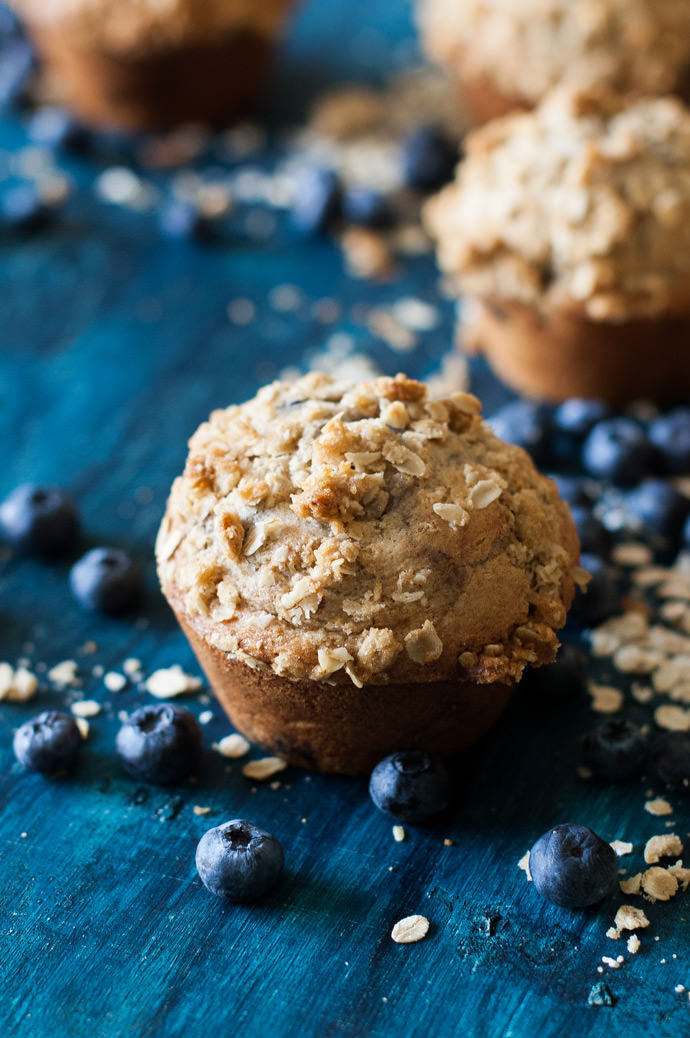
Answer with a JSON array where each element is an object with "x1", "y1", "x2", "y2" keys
[
  {"x1": 425, "y1": 88, "x2": 690, "y2": 322},
  {"x1": 417, "y1": 0, "x2": 690, "y2": 105},
  {"x1": 157, "y1": 373, "x2": 580, "y2": 689},
  {"x1": 11, "y1": 0, "x2": 294, "y2": 55}
]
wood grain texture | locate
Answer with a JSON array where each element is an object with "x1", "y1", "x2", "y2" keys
[{"x1": 0, "y1": 2, "x2": 688, "y2": 1036}]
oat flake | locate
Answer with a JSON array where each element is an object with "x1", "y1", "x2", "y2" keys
[
  {"x1": 391, "y1": 915, "x2": 430, "y2": 944},
  {"x1": 242, "y1": 757, "x2": 287, "y2": 781}
]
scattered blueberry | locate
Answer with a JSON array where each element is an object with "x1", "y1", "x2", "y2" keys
[
  {"x1": 522, "y1": 643, "x2": 587, "y2": 700},
  {"x1": 488, "y1": 400, "x2": 552, "y2": 466},
  {"x1": 369, "y1": 750, "x2": 450, "y2": 824},
  {"x1": 529, "y1": 823, "x2": 617, "y2": 908},
  {"x1": 13, "y1": 711, "x2": 82, "y2": 774},
  {"x1": 70, "y1": 547, "x2": 141, "y2": 614},
  {"x1": 341, "y1": 187, "x2": 392, "y2": 229},
  {"x1": 582, "y1": 417, "x2": 655, "y2": 485},
  {"x1": 553, "y1": 398, "x2": 611, "y2": 444},
  {"x1": 116, "y1": 703, "x2": 203, "y2": 784},
  {"x1": 0, "y1": 181, "x2": 51, "y2": 232},
  {"x1": 649, "y1": 407, "x2": 690, "y2": 475},
  {"x1": 570, "y1": 553, "x2": 619, "y2": 626},
  {"x1": 623, "y1": 478, "x2": 690, "y2": 543},
  {"x1": 549, "y1": 474, "x2": 595, "y2": 509},
  {"x1": 0, "y1": 483, "x2": 79, "y2": 559},
  {"x1": 580, "y1": 720, "x2": 647, "y2": 781},
  {"x1": 291, "y1": 167, "x2": 341, "y2": 235},
  {"x1": 158, "y1": 198, "x2": 216, "y2": 240},
  {"x1": 651, "y1": 731, "x2": 690, "y2": 790},
  {"x1": 0, "y1": 38, "x2": 33, "y2": 109},
  {"x1": 27, "y1": 106, "x2": 87, "y2": 150},
  {"x1": 401, "y1": 125, "x2": 458, "y2": 192},
  {"x1": 569, "y1": 504, "x2": 610, "y2": 556},
  {"x1": 196, "y1": 819, "x2": 284, "y2": 902}
]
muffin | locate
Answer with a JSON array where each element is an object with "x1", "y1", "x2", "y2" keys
[
  {"x1": 417, "y1": 0, "x2": 690, "y2": 124},
  {"x1": 425, "y1": 88, "x2": 690, "y2": 404},
  {"x1": 11, "y1": 0, "x2": 296, "y2": 129},
  {"x1": 156, "y1": 373, "x2": 581, "y2": 775}
]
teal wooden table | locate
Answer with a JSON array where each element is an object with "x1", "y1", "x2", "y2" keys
[{"x1": 1, "y1": 3, "x2": 688, "y2": 1036}]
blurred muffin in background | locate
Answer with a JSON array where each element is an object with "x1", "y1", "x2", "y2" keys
[
  {"x1": 425, "y1": 87, "x2": 690, "y2": 403},
  {"x1": 11, "y1": 0, "x2": 297, "y2": 129},
  {"x1": 416, "y1": 0, "x2": 690, "y2": 123}
]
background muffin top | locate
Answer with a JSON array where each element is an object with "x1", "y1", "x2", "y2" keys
[
  {"x1": 157, "y1": 373, "x2": 580, "y2": 689},
  {"x1": 417, "y1": 0, "x2": 690, "y2": 104},
  {"x1": 10, "y1": 0, "x2": 293, "y2": 53},
  {"x1": 425, "y1": 89, "x2": 690, "y2": 322}
]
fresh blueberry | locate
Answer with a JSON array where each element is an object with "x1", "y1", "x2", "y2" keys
[
  {"x1": 549, "y1": 474, "x2": 595, "y2": 509},
  {"x1": 649, "y1": 408, "x2": 690, "y2": 475},
  {"x1": 196, "y1": 819, "x2": 284, "y2": 902},
  {"x1": 553, "y1": 398, "x2": 612, "y2": 442},
  {"x1": 369, "y1": 750, "x2": 450, "y2": 823},
  {"x1": 158, "y1": 198, "x2": 216, "y2": 240},
  {"x1": 13, "y1": 711, "x2": 82, "y2": 774},
  {"x1": 571, "y1": 553, "x2": 619, "y2": 625},
  {"x1": 684, "y1": 511, "x2": 690, "y2": 550},
  {"x1": 69, "y1": 547, "x2": 141, "y2": 614},
  {"x1": 116, "y1": 703, "x2": 203, "y2": 784},
  {"x1": 0, "y1": 38, "x2": 33, "y2": 109},
  {"x1": 488, "y1": 400, "x2": 552, "y2": 466},
  {"x1": 291, "y1": 167, "x2": 341, "y2": 235},
  {"x1": 582, "y1": 417, "x2": 655, "y2": 485},
  {"x1": 0, "y1": 5, "x2": 21, "y2": 36},
  {"x1": 623, "y1": 478, "x2": 690, "y2": 543},
  {"x1": 0, "y1": 483, "x2": 79, "y2": 559},
  {"x1": 341, "y1": 187, "x2": 392, "y2": 229},
  {"x1": 581, "y1": 720, "x2": 647, "y2": 780},
  {"x1": 529, "y1": 823, "x2": 617, "y2": 908},
  {"x1": 651, "y1": 731, "x2": 690, "y2": 791},
  {"x1": 0, "y1": 181, "x2": 51, "y2": 232},
  {"x1": 522, "y1": 643, "x2": 587, "y2": 700},
  {"x1": 400, "y1": 125, "x2": 458, "y2": 192},
  {"x1": 569, "y1": 505, "x2": 610, "y2": 556},
  {"x1": 27, "y1": 106, "x2": 87, "y2": 150}
]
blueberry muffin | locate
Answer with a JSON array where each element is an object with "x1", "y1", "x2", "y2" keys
[
  {"x1": 11, "y1": 0, "x2": 296, "y2": 129},
  {"x1": 417, "y1": 0, "x2": 690, "y2": 123},
  {"x1": 157, "y1": 373, "x2": 581, "y2": 774},
  {"x1": 425, "y1": 88, "x2": 690, "y2": 403}
]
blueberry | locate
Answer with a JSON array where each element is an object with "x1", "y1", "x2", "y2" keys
[
  {"x1": 291, "y1": 167, "x2": 341, "y2": 235},
  {"x1": 554, "y1": 398, "x2": 612, "y2": 442},
  {"x1": 27, "y1": 106, "x2": 87, "y2": 150},
  {"x1": 158, "y1": 198, "x2": 216, "y2": 240},
  {"x1": 70, "y1": 547, "x2": 141, "y2": 614},
  {"x1": 571, "y1": 553, "x2": 619, "y2": 625},
  {"x1": 0, "y1": 181, "x2": 51, "y2": 232},
  {"x1": 0, "y1": 483, "x2": 79, "y2": 559},
  {"x1": 400, "y1": 125, "x2": 458, "y2": 192},
  {"x1": 488, "y1": 400, "x2": 552, "y2": 466},
  {"x1": 649, "y1": 408, "x2": 690, "y2": 475},
  {"x1": 529, "y1": 823, "x2": 617, "y2": 908},
  {"x1": 581, "y1": 720, "x2": 648, "y2": 780},
  {"x1": 116, "y1": 703, "x2": 203, "y2": 784},
  {"x1": 13, "y1": 711, "x2": 82, "y2": 774},
  {"x1": 341, "y1": 187, "x2": 392, "y2": 229},
  {"x1": 522, "y1": 643, "x2": 587, "y2": 700},
  {"x1": 582, "y1": 417, "x2": 655, "y2": 485},
  {"x1": 623, "y1": 478, "x2": 690, "y2": 543},
  {"x1": 196, "y1": 819, "x2": 284, "y2": 902},
  {"x1": 0, "y1": 38, "x2": 33, "y2": 109},
  {"x1": 549, "y1": 474, "x2": 595, "y2": 509},
  {"x1": 569, "y1": 505, "x2": 610, "y2": 556},
  {"x1": 369, "y1": 750, "x2": 450, "y2": 823},
  {"x1": 651, "y1": 731, "x2": 690, "y2": 790},
  {"x1": 684, "y1": 512, "x2": 690, "y2": 550}
]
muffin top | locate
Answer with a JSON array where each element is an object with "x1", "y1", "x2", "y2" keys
[
  {"x1": 12, "y1": 0, "x2": 292, "y2": 54},
  {"x1": 417, "y1": 0, "x2": 690, "y2": 104},
  {"x1": 157, "y1": 373, "x2": 580, "y2": 689},
  {"x1": 425, "y1": 89, "x2": 690, "y2": 321}
]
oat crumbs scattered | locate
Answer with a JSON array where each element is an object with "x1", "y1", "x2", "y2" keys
[
  {"x1": 517, "y1": 851, "x2": 532, "y2": 881},
  {"x1": 193, "y1": 806, "x2": 211, "y2": 816},
  {"x1": 213, "y1": 733, "x2": 251, "y2": 759},
  {"x1": 146, "y1": 664, "x2": 202, "y2": 698},
  {"x1": 645, "y1": 797, "x2": 673, "y2": 817},
  {"x1": 71, "y1": 700, "x2": 101, "y2": 719},
  {"x1": 392, "y1": 825, "x2": 406, "y2": 843},
  {"x1": 391, "y1": 915, "x2": 430, "y2": 944},
  {"x1": 241, "y1": 757, "x2": 287, "y2": 781}
]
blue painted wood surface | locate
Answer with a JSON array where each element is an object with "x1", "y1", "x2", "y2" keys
[{"x1": 1, "y1": 3, "x2": 688, "y2": 1036}]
